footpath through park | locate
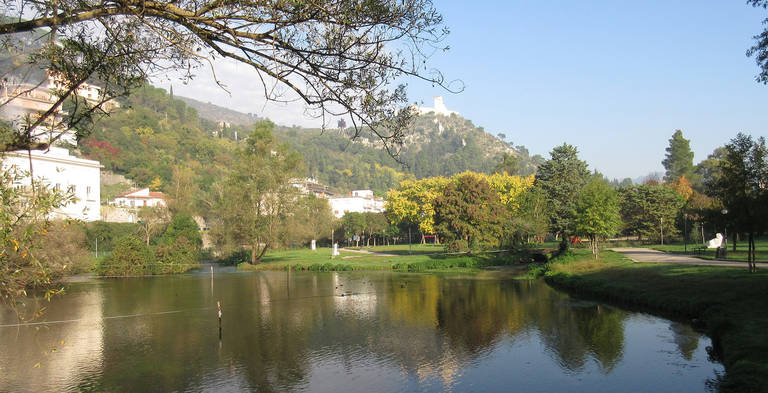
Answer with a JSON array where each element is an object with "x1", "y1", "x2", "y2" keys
[{"x1": 611, "y1": 247, "x2": 768, "y2": 268}]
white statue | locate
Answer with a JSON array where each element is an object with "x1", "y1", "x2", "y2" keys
[{"x1": 706, "y1": 233, "x2": 723, "y2": 249}]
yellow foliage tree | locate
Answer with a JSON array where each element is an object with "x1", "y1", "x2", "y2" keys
[{"x1": 667, "y1": 175, "x2": 693, "y2": 201}]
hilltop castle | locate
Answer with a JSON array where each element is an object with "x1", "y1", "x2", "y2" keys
[{"x1": 415, "y1": 96, "x2": 459, "y2": 117}]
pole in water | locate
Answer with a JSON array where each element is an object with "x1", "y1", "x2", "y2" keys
[
  {"x1": 217, "y1": 300, "x2": 222, "y2": 339},
  {"x1": 210, "y1": 265, "x2": 214, "y2": 275}
]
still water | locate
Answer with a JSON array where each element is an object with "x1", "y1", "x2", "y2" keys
[{"x1": 0, "y1": 269, "x2": 721, "y2": 392}]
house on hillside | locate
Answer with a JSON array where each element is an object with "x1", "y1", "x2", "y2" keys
[
  {"x1": 328, "y1": 190, "x2": 385, "y2": 218},
  {"x1": 1, "y1": 147, "x2": 101, "y2": 221},
  {"x1": 1, "y1": 73, "x2": 105, "y2": 222},
  {"x1": 290, "y1": 177, "x2": 335, "y2": 198},
  {"x1": 112, "y1": 188, "x2": 166, "y2": 209}
]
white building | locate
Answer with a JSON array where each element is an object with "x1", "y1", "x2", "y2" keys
[
  {"x1": 328, "y1": 190, "x2": 386, "y2": 218},
  {"x1": 1, "y1": 147, "x2": 101, "y2": 221},
  {"x1": 112, "y1": 188, "x2": 166, "y2": 209},
  {"x1": 415, "y1": 96, "x2": 459, "y2": 117}
]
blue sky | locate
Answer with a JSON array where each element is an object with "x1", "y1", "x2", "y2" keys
[{"x1": 174, "y1": 1, "x2": 768, "y2": 180}]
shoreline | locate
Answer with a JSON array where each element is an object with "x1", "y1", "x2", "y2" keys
[{"x1": 542, "y1": 249, "x2": 768, "y2": 393}]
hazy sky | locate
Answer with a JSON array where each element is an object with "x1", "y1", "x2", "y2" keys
[{"x1": 171, "y1": 1, "x2": 768, "y2": 180}]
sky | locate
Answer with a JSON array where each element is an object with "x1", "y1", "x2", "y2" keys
[{"x1": 171, "y1": 1, "x2": 768, "y2": 180}]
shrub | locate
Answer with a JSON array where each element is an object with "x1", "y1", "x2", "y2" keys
[
  {"x1": 153, "y1": 237, "x2": 198, "y2": 274},
  {"x1": 95, "y1": 235, "x2": 154, "y2": 276}
]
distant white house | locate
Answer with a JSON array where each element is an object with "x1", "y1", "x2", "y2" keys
[
  {"x1": 328, "y1": 190, "x2": 386, "y2": 218},
  {"x1": 290, "y1": 177, "x2": 335, "y2": 198},
  {"x1": 1, "y1": 147, "x2": 101, "y2": 221},
  {"x1": 112, "y1": 188, "x2": 166, "y2": 209},
  {"x1": 414, "y1": 96, "x2": 459, "y2": 117}
]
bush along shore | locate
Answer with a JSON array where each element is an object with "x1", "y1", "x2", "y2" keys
[{"x1": 537, "y1": 249, "x2": 768, "y2": 393}]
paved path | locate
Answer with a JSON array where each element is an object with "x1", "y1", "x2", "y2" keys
[
  {"x1": 339, "y1": 248, "x2": 398, "y2": 257},
  {"x1": 611, "y1": 248, "x2": 768, "y2": 268}
]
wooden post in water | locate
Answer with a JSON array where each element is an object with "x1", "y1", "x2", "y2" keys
[{"x1": 217, "y1": 300, "x2": 222, "y2": 339}]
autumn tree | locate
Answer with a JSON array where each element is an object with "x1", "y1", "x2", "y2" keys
[
  {"x1": 212, "y1": 120, "x2": 300, "y2": 264},
  {"x1": 534, "y1": 143, "x2": 590, "y2": 249},
  {"x1": 0, "y1": 0, "x2": 456, "y2": 153},
  {"x1": 386, "y1": 176, "x2": 450, "y2": 243}
]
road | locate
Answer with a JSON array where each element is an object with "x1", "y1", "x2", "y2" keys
[{"x1": 611, "y1": 247, "x2": 768, "y2": 268}]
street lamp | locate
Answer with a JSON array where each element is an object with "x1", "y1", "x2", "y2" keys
[{"x1": 721, "y1": 209, "x2": 729, "y2": 258}]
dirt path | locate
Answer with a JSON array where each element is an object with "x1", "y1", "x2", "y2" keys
[{"x1": 611, "y1": 247, "x2": 768, "y2": 268}]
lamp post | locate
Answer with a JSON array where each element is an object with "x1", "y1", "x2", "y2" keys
[
  {"x1": 721, "y1": 209, "x2": 728, "y2": 258},
  {"x1": 683, "y1": 214, "x2": 687, "y2": 254}
]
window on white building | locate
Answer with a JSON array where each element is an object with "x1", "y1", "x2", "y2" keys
[{"x1": 86, "y1": 186, "x2": 92, "y2": 199}]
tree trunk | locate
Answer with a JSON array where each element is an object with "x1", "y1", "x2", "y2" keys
[
  {"x1": 250, "y1": 245, "x2": 257, "y2": 265},
  {"x1": 257, "y1": 244, "x2": 269, "y2": 262}
]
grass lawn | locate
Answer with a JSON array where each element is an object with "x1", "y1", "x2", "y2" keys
[
  {"x1": 543, "y1": 249, "x2": 768, "y2": 393},
  {"x1": 642, "y1": 237, "x2": 768, "y2": 263},
  {"x1": 238, "y1": 246, "x2": 523, "y2": 272}
]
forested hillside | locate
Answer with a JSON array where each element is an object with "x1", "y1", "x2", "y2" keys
[{"x1": 79, "y1": 85, "x2": 543, "y2": 200}]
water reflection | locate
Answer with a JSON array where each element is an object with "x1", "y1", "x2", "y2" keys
[{"x1": 0, "y1": 271, "x2": 721, "y2": 392}]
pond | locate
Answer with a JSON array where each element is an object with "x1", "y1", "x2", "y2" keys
[{"x1": 0, "y1": 268, "x2": 722, "y2": 392}]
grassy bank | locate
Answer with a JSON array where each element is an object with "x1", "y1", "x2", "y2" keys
[
  {"x1": 541, "y1": 249, "x2": 768, "y2": 393},
  {"x1": 645, "y1": 238, "x2": 768, "y2": 263},
  {"x1": 237, "y1": 246, "x2": 523, "y2": 272}
]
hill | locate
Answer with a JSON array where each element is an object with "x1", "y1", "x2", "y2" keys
[
  {"x1": 80, "y1": 86, "x2": 543, "y2": 210},
  {"x1": 176, "y1": 95, "x2": 262, "y2": 126},
  {"x1": 180, "y1": 94, "x2": 544, "y2": 188}
]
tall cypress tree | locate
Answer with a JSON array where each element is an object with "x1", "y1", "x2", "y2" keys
[{"x1": 662, "y1": 130, "x2": 694, "y2": 182}]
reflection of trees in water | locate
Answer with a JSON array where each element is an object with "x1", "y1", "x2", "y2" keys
[
  {"x1": 669, "y1": 322, "x2": 701, "y2": 360},
  {"x1": 2, "y1": 272, "x2": 648, "y2": 391},
  {"x1": 532, "y1": 286, "x2": 627, "y2": 373}
]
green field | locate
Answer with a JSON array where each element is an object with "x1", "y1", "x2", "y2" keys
[
  {"x1": 238, "y1": 245, "x2": 523, "y2": 272},
  {"x1": 641, "y1": 237, "x2": 768, "y2": 262},
  {"x1": 543, "y1": 249, "x2": 768, "y2": 393}
]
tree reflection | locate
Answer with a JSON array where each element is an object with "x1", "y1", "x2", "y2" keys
[{"x1": 0, "y1": 272, "x2": 675, "y2": 391}]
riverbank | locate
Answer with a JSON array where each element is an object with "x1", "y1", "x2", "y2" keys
[
  {"x1": 542, "y1": 249, "x2": 768, "y2": 393},
  {"x1": 236, "y1": 246, "x2": 524, "y2": 272}
]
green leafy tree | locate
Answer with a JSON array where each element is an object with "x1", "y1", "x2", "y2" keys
[
  {"x1": 0, "y1": 165, "x2": 74, "y2": 314},
  {"x1": 619, "y1": 184, "x2": 686, "y2": 243},
  {"x1": 493, "y1": 152, "x2": 519, "y2": 175},
  {"x1": 340, "y1": 212, "x2": 365, "y2": 247},
  {"x1": 95, "y1": 235, "x2": 154, "y2": 276},
  {"x1": 363, "y1": 212, "x2": 389, "y2": 247},
  {"x1": 662, "y1": 130, "x2": 695, "y2": 183},
  {"x1": 707, "y1": 133, "x2": 768, "y2": 272},
  {"x1": 748, "y1": 0, "x2": 768, "y2": 83},
  {"x1": 137, "y1": 205, "x2": 170, "y2": 246},
  {"x1": 434, "y1": 172, "x2": 507, "y2": 251},
  {"x1": 159, "y1": 214, "x2": 202, "y2": 250},
  {"x1": 534, "y1": 143, "x2": 590, "y2": 248},
  {"x1": 574, "y1": 176, "x2": 622, "y2": 258},
  {"x1": 213, "y1": 121, "x2": 301, "y2": 264},
  {"x1": 510, "y1": 187, "x2": 550, "y2": 244},
  {"x1": 0, "y1": 0, "x2": 454, "y2": 153}
]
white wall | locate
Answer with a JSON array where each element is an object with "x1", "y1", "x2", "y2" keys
[
  {"x1": 329, "y1": 196, "x2": 386, "y2": 218},
  {"x1": 2, "y1": 147, "x2": 101, "y2": 221}
]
